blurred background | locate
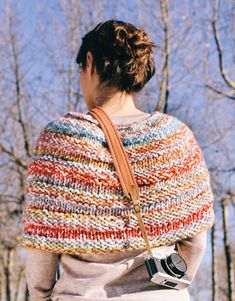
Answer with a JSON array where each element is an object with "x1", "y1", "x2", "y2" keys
[{"x1": 0, "y1": 0, "x2": 234, "y2": 300}]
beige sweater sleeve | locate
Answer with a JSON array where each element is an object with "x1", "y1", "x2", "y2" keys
[
  {"x1": 25, "y1": 248, "x2": 59, "y2": 301},
  {"x1": 178, "y1": 230, "x2": 207, "y2": 282},
  {"x1": 24, "y1": 232, "x2": 207, "y2": 300}
]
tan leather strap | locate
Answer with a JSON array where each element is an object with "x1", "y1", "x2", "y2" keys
[{"x1": 89, "y1": 106, "x2": 153, "y2": 256}]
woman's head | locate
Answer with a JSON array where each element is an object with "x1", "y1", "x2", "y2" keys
[{"x1": 76, "y1": 19, "x2": 157, "y2": 110}]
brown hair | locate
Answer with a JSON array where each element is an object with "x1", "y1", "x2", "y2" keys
[{"x1": 76, "y1": 19, "x2": 157, "y2": 93}]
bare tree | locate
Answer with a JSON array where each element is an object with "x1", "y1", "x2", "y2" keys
[
  {"x1": 0, "y1": 1, "x2": 234, "y2": 301},
  {"x1": 206, "y1": 0, "x2": 235, "y2": 100},
  {"x1": 211, "y1": 225, "x2": 218, "y2": 301},
  {"x1": 221, "y1": 198, "x2": 234, "y2": 301},
  {"x1": 157, "y1": 0, "x2": 170, "y2": 113}
]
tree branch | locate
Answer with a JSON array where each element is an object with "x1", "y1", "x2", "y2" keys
[{"x1": 212, "y1": 0, "x2": 235, "y2": 89}]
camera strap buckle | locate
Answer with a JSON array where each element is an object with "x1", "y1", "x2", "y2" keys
[{"x1": 133, "y1": 204, "x2": 141, "y2": 213}]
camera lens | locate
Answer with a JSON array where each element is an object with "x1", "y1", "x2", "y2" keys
[{"x1": 161, "y1": 253, "x2": 187, "y2": 278}]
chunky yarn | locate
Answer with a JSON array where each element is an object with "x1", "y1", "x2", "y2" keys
[{"x1": 19, "y1": 110, "x2": 215, "y2": 255}]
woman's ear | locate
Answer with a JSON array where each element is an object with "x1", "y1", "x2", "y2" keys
[{"x1": 86, "y1": 51, "x2": 96, "y2": 76}]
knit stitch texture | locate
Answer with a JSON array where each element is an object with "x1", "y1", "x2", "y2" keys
[{"x1": 19, "y1": 110, "x2": 215, "y2": 255}]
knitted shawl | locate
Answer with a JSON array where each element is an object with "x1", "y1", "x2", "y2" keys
[{"x1": 19, "y1": 110, "x2": 215, "y2": 255}]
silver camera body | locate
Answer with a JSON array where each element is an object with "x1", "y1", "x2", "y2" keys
[{"x1": 144, "y1": 252, "x2": 190, "y2": 290}]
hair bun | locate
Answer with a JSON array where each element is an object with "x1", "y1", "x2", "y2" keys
[{"x1": 115, "y1": 26, "x2": 155, "y2": 60}]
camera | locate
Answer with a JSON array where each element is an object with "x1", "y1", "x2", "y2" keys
[{"x1": 144, "y1": 252, "x2": 190, "y2": 290}]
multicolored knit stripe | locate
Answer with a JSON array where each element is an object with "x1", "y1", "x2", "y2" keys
[{"x1": 19, "y1": 110, "x2": 215, "y2": 255}]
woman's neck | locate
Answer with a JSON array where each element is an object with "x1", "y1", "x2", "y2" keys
[{"x1": 91, "y1": 93, "x2": 145, "y2": 117}]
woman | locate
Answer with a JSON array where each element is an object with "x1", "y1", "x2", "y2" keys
[{"x1": 19, "y1": 20, "x2": 215, "y2": 301}]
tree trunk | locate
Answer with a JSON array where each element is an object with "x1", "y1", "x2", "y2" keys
[
  {"x1": 221, "y1": 198, "x2": 234, "y2": 301},
  {"x1": 211, "y1": 225, "x2": 217, "y2": 301},
  {"x1": 24, "y1": 281, "x2": 29, "y2": 301},
  {"x1": 157, "y1": 0, "x2": 170, "y2": 113},
  {"x1": 6, "y1": 248, "x2": 11, "y2": 301}
]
